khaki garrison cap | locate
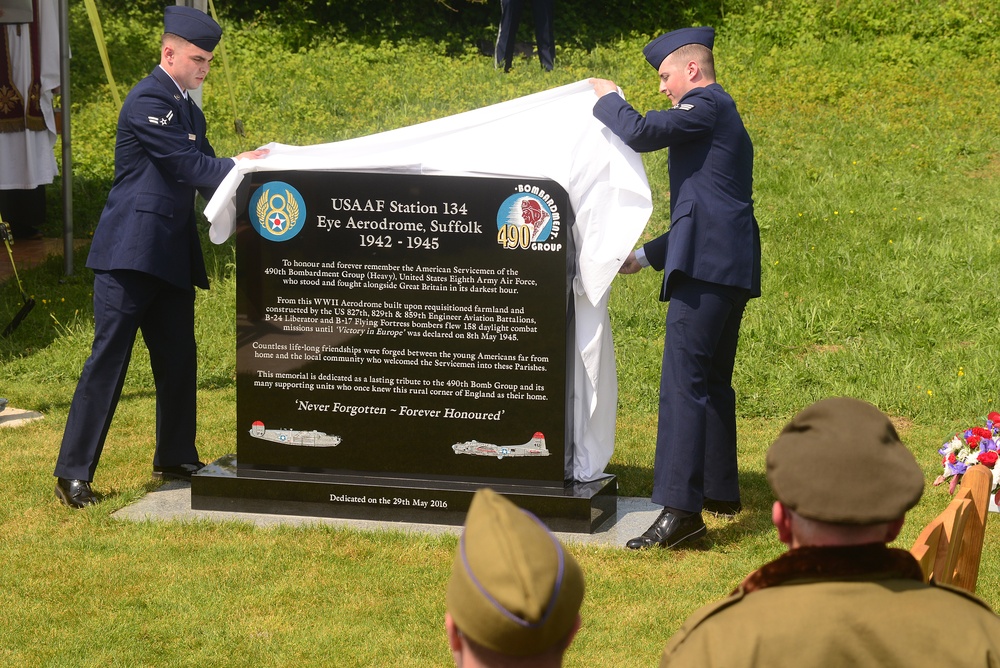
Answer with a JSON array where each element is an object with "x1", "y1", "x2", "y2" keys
[
  {"x1": 767, "y1": 397, "x2": 924, "y2": 524},
  {"x1": 446, "y1": 488, "x2": 584, "y2": 656}
]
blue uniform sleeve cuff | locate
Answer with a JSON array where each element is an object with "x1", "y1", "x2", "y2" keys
[{"x1": 634, "y1": 247, "x2": 651, "y2": 268}]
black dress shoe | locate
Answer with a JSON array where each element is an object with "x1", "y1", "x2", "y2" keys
[
  {"x1": 626, "y1": 508, "x2": 707, "y2": 550},
  {"x1": 152, "y1": 461, "x2": 206, "y2": 481},
  {"x1": 55, "y1": 478, "x2": 99, "y2": 509},
  {"x1": 703, "y1": 498, "x2": 743, "y2": 518}
]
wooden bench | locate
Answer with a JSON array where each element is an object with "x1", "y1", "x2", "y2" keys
[{"x1": 910, "y1": 463, "x2": 992, "y2": 592}]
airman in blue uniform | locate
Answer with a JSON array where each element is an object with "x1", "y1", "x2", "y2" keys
[
  {"x1": 53, "y1": 6, "x2": 268, "y2": 508},
  {"x1": 590, "y1": 27, "x2": 761, "y2": 548}
]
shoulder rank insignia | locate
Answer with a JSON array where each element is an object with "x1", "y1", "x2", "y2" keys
[
  {"x1": 675, "y1": 103, "x2": 695, "y2": 111},
  {"x1": 147, "y1": 110, "x2": 174, "y2": 126}
]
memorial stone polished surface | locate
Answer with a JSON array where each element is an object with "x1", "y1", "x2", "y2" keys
[{"x1": 192, "y1": 171, "x2": 616, "y2": 531}]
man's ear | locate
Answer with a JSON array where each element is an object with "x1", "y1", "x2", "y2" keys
[
  {"x1": 884, "y1": 516, "x2": 906, "y2": 543},
  {"x1": 445, "y1": 613, "x2": 463, "y2": 653},
  {"x1": 773, "y1": 501, "x2": 794, "y2": 546},
  {"x1": 561, "y1": 614, "x2": 582, "y2": 650},
  {"x1": 686, "y1": 59, "x2": 700, "y2": 81}
]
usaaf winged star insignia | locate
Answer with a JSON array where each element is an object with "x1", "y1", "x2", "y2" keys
[{"x1": 255, "y1": 189, "x2": 300, "y2": 236}]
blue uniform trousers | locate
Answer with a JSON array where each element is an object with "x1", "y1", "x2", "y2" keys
[
  {"x1": 54, "y1": 269, "x2": 199, "y2": 481},
  {"x1": 652, "y1": 276, "x2": 749, "y2": 512}
]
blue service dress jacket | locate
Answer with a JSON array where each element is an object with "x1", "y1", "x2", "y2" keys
[
  {"x1": 593, "y1": 83, "x2": 761, "y2": 301},
  {"x1": 86, "y1": 66, "x2": 235, "y2": 290}
]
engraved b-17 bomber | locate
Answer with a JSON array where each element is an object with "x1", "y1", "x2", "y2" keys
[
  {"x1": 451, "y1": 432, "x2": 549, "y2": 459},
  {"x1": 249, "y1": 421, "x2": 341, "y2": 447}
]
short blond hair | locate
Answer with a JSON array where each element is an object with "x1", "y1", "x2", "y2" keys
[
  {"x1": 161, "y1": 32, "x2": 192, "y2": 49},
  {"x1": 669, "y1": 43, "x2": 715, "y2": 80}
]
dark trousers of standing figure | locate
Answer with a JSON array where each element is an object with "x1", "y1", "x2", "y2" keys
[
  {"x1": 54, "y1": 269, "x2": 199, "y2": 481},
  {"x1": 652, "y1": 276, "x2": 749, "y2": 513},
  {"x1": 495, "y1": 0, "x2": 555, "y2": 72},
  {"x1": 0, "y1": 185, "x2": 45, "y2": 239}
]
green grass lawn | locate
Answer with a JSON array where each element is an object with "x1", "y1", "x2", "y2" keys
[{"x1": 1, "y1": 0, "x2": 999, "y2": 665}]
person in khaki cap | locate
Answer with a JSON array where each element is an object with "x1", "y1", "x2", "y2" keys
[
  {"x1": 660, "y1": 397, "x2": 1000, "y2": 667},
  {"x1": 445, "y1": 488, "x2": 584, "y2": 667}
]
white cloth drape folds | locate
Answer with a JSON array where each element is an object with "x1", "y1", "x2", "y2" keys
[{"x1": 205, "y1": 80, "x2": 652, "y2": 481}]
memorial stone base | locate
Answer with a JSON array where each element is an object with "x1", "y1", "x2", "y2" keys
[{"x1": 191, "y1": 455, "x2": 617, "y2": 534}]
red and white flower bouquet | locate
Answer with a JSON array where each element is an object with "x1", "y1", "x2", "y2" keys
[{"x1": 934, "y1": 411, "x2": 1000, "y2": 511}]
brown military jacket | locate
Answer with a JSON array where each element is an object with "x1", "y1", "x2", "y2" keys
[{"x1": 661, "y1": 544, "x2": 1000, "y2": 667}]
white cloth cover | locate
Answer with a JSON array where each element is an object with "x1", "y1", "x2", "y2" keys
[
  {"x1": 0, "y1": 0, "x2": 60, "y2": 191},
  {"x1": 205, "y1": 80, "x2": 652, "y2": 481}
]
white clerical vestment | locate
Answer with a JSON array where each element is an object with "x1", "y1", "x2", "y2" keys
[{"x1": 0, "y1": 0, "x2": 59, "y2": 191}]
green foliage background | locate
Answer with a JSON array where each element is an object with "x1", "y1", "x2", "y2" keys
[{"x1": 1, "y1": 0, "x2": 999, "y2": 665}]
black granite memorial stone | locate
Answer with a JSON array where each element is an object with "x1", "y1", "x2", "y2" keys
[{"x1": 192, "y1": 171, "x2": 616, "y2": 532}]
